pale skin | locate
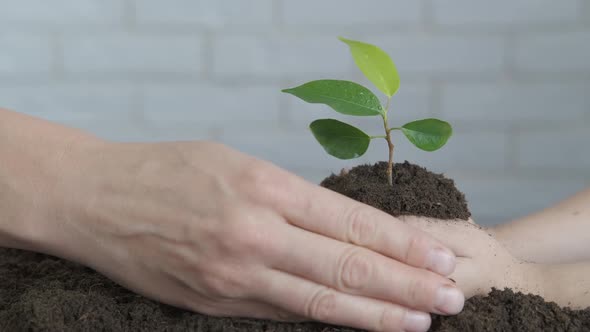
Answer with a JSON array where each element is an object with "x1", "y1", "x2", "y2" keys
[
  {"x1": 0, "y1": 108, "x2": 467, "y2": 332},
  {"x1": 404, "y1": 189, "x2": 590, "y2": 309}
]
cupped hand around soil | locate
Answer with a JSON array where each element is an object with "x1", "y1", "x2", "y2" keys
[{"x1": 400, "y1": 217, "x2": 539, "y2": 300}]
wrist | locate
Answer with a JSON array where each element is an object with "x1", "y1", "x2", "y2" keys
[
  {"x1": 0, "y1": 109, "x2": 106, "y2": 257},
  {"x1": 511, "y1": 262, "x2": 547, "y2": 298},
  {"x1": 487, "y1": 224, "x2": 510, "y2": 248},
  {"x1": 488, "y1": 224, "x2": 524, "y2": 261}
]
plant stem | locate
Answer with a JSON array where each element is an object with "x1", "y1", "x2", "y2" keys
[{"x1": 382, "y1": 98, "x2": 394, "y2": 186}]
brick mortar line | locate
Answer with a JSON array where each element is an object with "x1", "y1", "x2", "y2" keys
[
  {"x1": 0, "y1": 24, "x2": 265, "y2": 35},
  {"x1": 269, "y1": 23, "x2": 431, "y2": 35},
  {"x1": 496, "y1": 72, "x2": 590, "y2": 83},
  {"x1": 122, "y1": 23, "x2": 268, "y2": 34},
  {"x1": 581, "y1": 0, "x2": 590, "y2": 22},
  {"x1": 29, "y1": 26, "x2": 587, "y2": 38},
  {"x1": 0, "y1": 23, "x2": 128, "y2": 34},
  {"x1": 502, "y1": 32, "x2": 517, "y2": 81},
  {"x1": 0, "y1": 75, "x2": 283, "y2": 86},
  {"x1": 130, "y1": 85, "x2": 146, "y2": 128},
  {"x1": 57, "y1": 29, "x2": 205, "y2": 37},
  {"x1": 49, "y1": 73, "x2": 206, "y2": 83},
  {"x1": 50, "y1": 32, "x2": 64, "y2": 79},
  {"x1": 123, "y1": 0, "x2": 136, "y2": 30},
  {"x1": 508, "y1": 72, "x2": 590, "y2": 84},
  {"x1": 445, "y1": 171, "x2": 590, "y2": 181},
  {"x1": 421, "y1": 0, "x2": 435, "y2": 32},
  {"x1": 0, "y1": 75, "x2": 587, "y2": 88},
  {"x1": 429, "y1": 79, "x2": 442, "y2": 117},
  {"x1": 277, "y1": 78, "x2": 292, "y2": 132},
  {"x1": 505, "y1": 128, "x2": 519, "y2": 171},
  {"x1": 523, "y1": 116, "x2": 590, "y2": 130},
  {"x1": 271, "y1": 0, "x2": 284, "y2": 30},
  {"x1": 199, "y1": 31, "x2": 214, "y2": 82},
  {"x1": 0, "y1": 22, "x2": 586, "y2": 35},
  {"x1": 449, "y1": 119, "x2": 589, "y2": 133},
  {"x1": 265, "y1": 22, "x2": 585, "y2": 36},
  {"x1": 507, "y1": 167, "x2": 590, "y2": 179},
  {"x1": 430, "y1": 21, "x2": 585, "y2": 34}
]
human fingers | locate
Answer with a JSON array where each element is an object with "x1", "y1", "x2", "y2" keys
[
  {"x1": 258, "y1": 268, "x2": 432, "y2": 332},
  {"x1": 267, "y1": 222, "x2": 464, "y2": 315},
  {"x1": 398, "y1": 216, "x2": 487, "y2": 257},
  {"x1": 243, "y1": 165, "x2": 457, "y2": 277},
  {"x1": 193, "y1": 298, "x2": 307, "y2": 323},
  {"x1": 451, "y1": 257, "x2": 487, "y2": 298}
]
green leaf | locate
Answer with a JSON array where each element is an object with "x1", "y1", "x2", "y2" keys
[
  {"x1": 309, "y1": 119, "x2": 370, "y2": 159},
  {"x1": 339, "y1": 37, "x2": 400, "y2": 97},
  {"x1": 401, "y1": 119, "x2": 452, "y2": 151},
  {"x1": 282, "y1": 80, "x2": 384, "y2": 116}
]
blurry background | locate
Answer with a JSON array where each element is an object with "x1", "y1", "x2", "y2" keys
[{"x1": 0, "y1": 0, "x2": 588, "y2": 226}]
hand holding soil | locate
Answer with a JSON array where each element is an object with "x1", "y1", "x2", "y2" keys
[
  {"x1": 0, "y1": 109, "x2": 465, "y2": 332},
  {"x1": 403, "y1": 216, "x2": 590, "y2": 310},
  {"x1": 400, "y1": 218, "x2": 539, "y2": 299}
]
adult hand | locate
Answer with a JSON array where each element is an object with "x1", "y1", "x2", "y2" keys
[
  {"x1": 400, "y1": 217, "x2": 538, "y2": 299},
  {"x1": 40, "y1": 141, "x2": 464, "y2": 332}
]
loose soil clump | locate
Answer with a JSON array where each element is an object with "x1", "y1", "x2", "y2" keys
[{"x1": 1, "y1": 161, "x2": 588, "y2": 331}]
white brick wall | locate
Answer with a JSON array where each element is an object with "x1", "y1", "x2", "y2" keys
[
  {"x1": 280, "y1": 0, "x2": 422, "y2": 26},
  {"x1": 0, "y1": 34, "x2": 54, "y2": 75},
  {"x1": 141, "y1": 83, "x2": 280, "y2": 132},
  {"x1": 514, "y1": 31, "x2": 590, "y2": 73},
  {"x1": 0, "y1": 84, "x2": 147, "y2": 141},
  {"x1": 212, "y1": 34, "x2": 352, "y2": 79},
  {"x1": 517, "y1": 128, "x2": 590, "y2": 169},
  {"x1": 364, "y1": 34, "x2": 505, "y2": 77},
  {"x1": 448, "y1": 172, "x2": 590, "y2": 223},
  {"x1": 135, "y1": 0, "x2": 273, "y2": 27},
  {"x1": 441, "y1": 83, "x2": 590, "y2": 128},
  {"x1": 0, "y1": 0, "x2": 124, "y2": 24},
  {"x1": 62, "y1": 33, "x2": 203, "y2": 75},
  {"x1": 0, "y1": 84, "x2": 138, "y2": 118},
  {"x1": 0, "y1": 0, "x2": 588, "y2": 226},
  {"x1": 432, "y1": 0, "x2": 580, "y2": 26}
]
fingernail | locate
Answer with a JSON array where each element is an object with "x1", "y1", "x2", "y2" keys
[
  {"x1": 427, "y1": 248, "x2": 456, "y2": 276},
  {"x1": 402, "y1": 310, "x2": 431, "y2": 332},
  {"x1": 435, "y1": 285, "x2": 465, "y2": 315}
]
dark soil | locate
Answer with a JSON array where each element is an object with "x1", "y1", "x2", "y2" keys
[
  {"x1": 0, "y1": 248, "x2": 354, "y2": 332},
  {"x1": 431, "y1": 288, "x2": 590, "y2": 332},
  {"x1": 1, "y1": 161, "x2": 589, "y2": 331},
  {"x1": 320, "y1": 161, "x2": 471, "y2": 220}
]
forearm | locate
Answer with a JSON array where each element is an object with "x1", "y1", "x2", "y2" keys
[
  {"x1": 493, "y1": 189, "x2": 590, "y2": 264},
  {"x1": 534, "y1": 262, "x2": 590, "y2": 309},
  {"x1": 0, "y1": 108, "x2": 99, "y2": 254}
]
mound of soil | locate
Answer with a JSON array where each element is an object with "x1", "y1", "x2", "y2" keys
[
  {"x1": 1, "y1": 161, "x2": 589, "y2": 331},
  {"x1": 320, "y1": 161, "x2": 471, "y2": 220}
]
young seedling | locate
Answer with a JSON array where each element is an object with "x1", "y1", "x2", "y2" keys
[{"x1": 282, "y1": 37, "x2": 452, "y2": 186}]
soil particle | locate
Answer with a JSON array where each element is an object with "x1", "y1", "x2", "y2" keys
[{"x1": 1, "y1": 161, "x2": 589, "y2": 331}]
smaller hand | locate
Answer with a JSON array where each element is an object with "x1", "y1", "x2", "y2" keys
[{"x1": 400, "y1": 217, "x2": 538, "y2": 299}]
